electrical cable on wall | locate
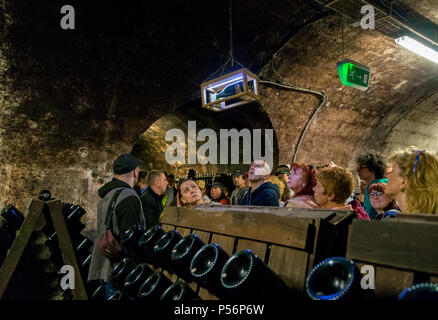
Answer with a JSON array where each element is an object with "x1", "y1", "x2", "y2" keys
[{"x1": 259, "y1": 59, "x2": 327, "y2": 163}]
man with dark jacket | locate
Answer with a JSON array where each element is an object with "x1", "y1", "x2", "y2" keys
[
  {"x1": 240, "y1": 160, "x2": 279, "y2": 206},
  {"x1": 88, "y1": 153, "x2": 146, "y2": 298},
  {"x1": 140, "y1": 170, "x2": 168, "y2": 228}
]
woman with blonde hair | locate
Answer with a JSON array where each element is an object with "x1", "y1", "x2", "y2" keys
[
  {"x1": 386, "y1": 146, "x2": 438, "y2": 214},
  {"x1": 268, "y1": 175, "x2": 286, "y2": 206}
]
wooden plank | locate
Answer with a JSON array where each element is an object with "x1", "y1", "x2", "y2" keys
[
  {"x1": 161, "y1": 207, "x2": 310, "y2": 249},
  {"x1": 198, "y1": 234, "x2": 235, "y2": 300},
  {"x1": 192, "y1": 230, "x2": 211, "y2": 244},
  {"x1": 236, "y1": 239, "x2": 267, "y2": 259},
  {"x1": 47, "y1": 200, "x2": 88, "y2": 300},
  {"x1": 268, "y1": 245, "x2": 309, "y2": 293},
  {"x1": 347, "y1": 220, "x2": 438, "y2": 274},
  {"x1": 190, "y1": 204, "x2": 350, "y2": 217},
  {"x1": 161, "y1": 224, "x2": 175, "y2": 232},
  {"x1": 394, "y1": 213, "x2": 438, "y2": 223},
  {"x1": 176, "y1": 227, "x2": 191, "y2": 238},
  {"x1": 210, "y1": 234, "x2": 235, "y2": 255},
  {"x1": 375, "y1": 265, "x2": 414, "y2": 299},
  {"x1": 0, "y1": 198, "x2": 44, "y2": 299}
]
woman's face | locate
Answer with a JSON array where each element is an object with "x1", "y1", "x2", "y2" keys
[
  {"x1": 287, "y1": 167, "x2": 307, "y2": 192},
  {"x1": 369, "y1": 189, "x2": 391, "y2": 212},
  {"x1": 385, "y1": 164, "x2": 406, "y2": 198},
  {"x1": 180, "y1": 180, "x2": 202, "y2": 205}
]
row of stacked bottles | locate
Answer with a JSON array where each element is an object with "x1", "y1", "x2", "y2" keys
[
  {"x1": 91, "y1": 225, "x2": 291, "y2": 300},
  {"x1": 305, "y1": 257, "x2": 438, "y2": 300},
  {"x1": 91, "y1": 225, "x2": 438, "y2": 301},
  {"x1": 0, "y1": 205, "x2": 25, "y2": 268}
]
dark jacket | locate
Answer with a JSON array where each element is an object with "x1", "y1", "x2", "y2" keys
[
  {"x1": 140, "y1": 187, "x2": 164, "y2": 228},
  {"x1": 97, "y1": 178, "x2": 144, "y2": 234},
  {"x1": 240, "y1": 182, "x2": 280, "y2": 206},
  {"x1": 89, "y1": 178, "x2": 145, "y2": 282}
]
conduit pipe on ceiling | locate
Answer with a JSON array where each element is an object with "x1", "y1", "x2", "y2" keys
[{"x1": 260, "y1": 60, "x2": 327, "y2": 163}]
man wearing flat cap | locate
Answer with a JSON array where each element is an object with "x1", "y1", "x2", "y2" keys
[
  {"x1": 275, "y1": 164, "x2": 294, "y2": 203},
  {"x1": 275, "y1": 165, "x2": 290, "y2": 185},
  {"x1": 88, "y1": 153, "x2": 146, "y2": 298},
  {"x1": 230, "y1": 169, "x2": 248, "y2": 205}
]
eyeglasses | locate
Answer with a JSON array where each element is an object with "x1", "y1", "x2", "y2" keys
[
  {"x1": 412, "y1": 150, "x2": 425, "y2": 177},
  {"x1": 369, "y1": 191, "x2": 384, "y2": 197}
]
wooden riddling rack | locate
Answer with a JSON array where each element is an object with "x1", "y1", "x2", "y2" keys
[
  {"x1": 159, "y1": 204, "x2": 354, "y2": 300},
  {"x1": 346, "y1": 213, "x2": 438, "y2": 299},
  {"x1": 0, "y1": 198, "x2": 88, "y2": 300}
]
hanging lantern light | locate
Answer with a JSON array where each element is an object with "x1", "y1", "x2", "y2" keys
[
  {"x1": 201, "y1": 0, "x2": 260, "y2": 112},
  {"x1": 201, "y1": 68, "x2": 260, "y2": 112}
]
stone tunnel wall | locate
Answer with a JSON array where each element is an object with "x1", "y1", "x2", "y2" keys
[
  {"x1": 382, "y1": 91, "x2": 438, "y2": 157},
  {"x1": 258, "y1": 14, "x2": 438, "y2": 172}
]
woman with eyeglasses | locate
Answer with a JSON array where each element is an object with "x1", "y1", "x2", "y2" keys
[
  {"x1": 368, "y1": 183, "x2": 400, "y2": 220},
  {"x1": 385, "y1": 146, "x2": 438, "y2": 214}
]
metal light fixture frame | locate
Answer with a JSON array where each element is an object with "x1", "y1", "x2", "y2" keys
[{"x1": 201, "y1": 68, "x2": 260, "y2": 112}]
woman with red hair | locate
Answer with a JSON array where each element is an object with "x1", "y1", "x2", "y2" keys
[
  {"x1": 368, "y1": 182, "x2": 400, "y2": 220},
  {"x1": 285, "y1": 163, "x2": 318, "y2": 208}
]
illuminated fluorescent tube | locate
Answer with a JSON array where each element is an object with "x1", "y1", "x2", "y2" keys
[
  {"x1": 395, "y1": 36, "x2": 438, "y2": 64},
  {"x1": 207, "y1": 75, "x2": 243, "y2": 89}
]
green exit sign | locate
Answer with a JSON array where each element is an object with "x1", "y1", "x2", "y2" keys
[{"x1": 336, "y1": 58, "x2": 371, "y2": 91}]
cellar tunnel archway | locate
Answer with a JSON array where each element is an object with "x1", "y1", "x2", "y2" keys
[{"x1": 131, "y1": 100, "x2": 279, "y2": 179}]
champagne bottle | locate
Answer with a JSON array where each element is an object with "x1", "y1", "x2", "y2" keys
[
  {"x1": 171, "y1": 234, "x2": 205, "y2": 281},
  {"x1": 1, "y1": 205, "x2": 24, "y2": 231},
  {"x1": 306, "y1": 257, "x2": 365, "y2": 300},
  {"x1": 153, "y1": 230, "x2": 182, "y2": 273},
  {"x1": 398, "y1": 282, "x2": 438, "y2": 300},
  {"x1": 220, "y1": 249, "x2": 291, "y2": 300},
  {"x1": 45, "y1": 204, "x2": 86, "y2": 241},
  {"x1": 106, "y1": 290, "x2": 127, "y2": 301},
  {"x1": 160, "y1": 281, "x2": 200, "y2": 301},
  {"x1": 62, "y1": 203, "x2": 86, "y2": 222},
  {"x1": 0, "y1": 218, "x2": 16, "y2": 249},
  {"x1": 190, "y1": 243, "x2": 230, "y2": 299},
  {"x1": 80, "y1": 253, "x2": 92, "y2": 271},
  {"x1": 75, "y1": 237, "x2": 93, "y2": 259},
  {"x1": 216, "y1": 81, "x2": 244, "y2": 100},
  {"x1": 91, "y1": 283, "x2": 106, "y2": 300},
  {"x1": 138, "y1": 225, "x2": 165, "y2": 266},
  {"x1": 121, "y1": 224, "x2": 145, "y2": 262},
  {"x1": 110, "y1": 258, "x2": 136, "y2": 289},
  {"x1": 124, "y1": 263, "x2": 154, "y2": 298},
  {"x1": 138, "y1": 271, "x2": 173, "y2": 300}
]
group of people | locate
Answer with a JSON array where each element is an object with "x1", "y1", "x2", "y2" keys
[{"x1": 88, "y1": 146, "x2": 438, "y2": 297}]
